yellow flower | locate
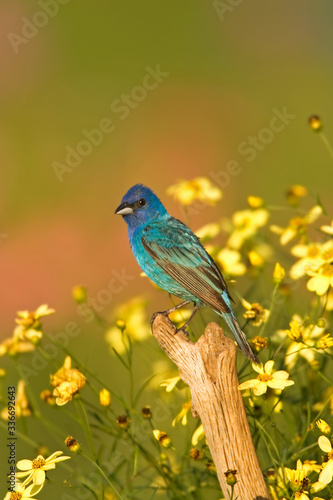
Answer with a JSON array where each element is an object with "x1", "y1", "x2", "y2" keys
[
  {"x1": 16, "y1": 451, "x2": 70, "y2": 486},
  {"x1": 105, "y1": 297, "x2": 150, "y2": 354},
  {"x1": 99, "y1": 388, "x2": 111, "y2": 407},
  {"x1": 0, "y1": 305, "x2": 54, "y2": 356},
  {"x1": 116, "y1": 415, "x2": 130, "y2": 429},
  {"x1": 227, "y1": 208, "x2": 269, "y2": 249},
  {"x1": 316, "y1": 333, "x2": 333, "y2": 349},
  {"x1": 72, "y1": 285, "x2": 87, "y2": 304},
  {"x1": 153, "y1": 430, "x2": 172, "y2": 448},
  {"x1": 280, "y1": 315, "x2": 326, "y2": 370},
  {"x1": 270, "y1": 205, "x2": 322, "y2": 245},
  {"x1": 285, "y1": 319, "x2": 302, "y2": 341},
  {"x1": 65, "y1": 436, "x2": 81, "y2": 453},
  {"x1": 309, "y1": 114, "x2": 322, "y2": 131},
  {"x1": 290, "y1": 243, "x2": 323, "y2": 279},
  {"x1": 172, "y1": 401, "x2": 192, "y2": 426},
  {"x1": 251, "y1": 336, "x2": 269, "y2": 352},
  {"x1": 190, "y1": 448, "x2": 204, "y2": 461},
  {"x1": 273, "y1": 263, "x2": 285, "y2": 283},
  {"x1": 0, "y1": 334, "x2": 35, "y2": 357},
  {"x1": 159, "y1": 376, "x2": 181, "y2": 392},
  {"x1": 166, "y1": 177, "x2": 222, "y2": 206},
  {"x1": 318, "y1": 435, "x2": 333, "y2": 484},
  {"x1": 286, "y1": 185, "x2": 308, "y2": 206},
  {"x1": 1, "y1": 380, "x2": 31, "y2": 420},
  {"x1": 285, "y1": 465, "x2": 306, "y2": 491},
  {"x1": 321, "y1": 221, "x2": 333, "y2": 235},
  {"x1": 247, "y1": 196, "x2": 264, "y2": 208},
  {"x1": 290, "y1": 240, "x2": 333, "y2": 280},
  {"x1": 195, "y1": 223, "x2": 220, "y2": 243},
  {"x1": 192, "y1": 424, "x2": 205, "y2": 445},
  {"x1": 224, "y1": 469, "x2": 238, "y2": 486},
  {"x1": 15, "y1": 304, "x2": 55, "y2": 343},
  {"x1": 141, "y1": 406, "x2": 152, "y2": 419},
  {"x1": 216, "y1": 248, "x2": 246, "y2": 276},
  {"x1": 242, "y1": 300, "x2": 269, "y2": 327},
  {"x1": 50, "y1": 356, "x2": 86, "y2": 406},
  {"x1": 4, "y1": 481, "x2": 44, "y2": 500},
  {"x1": 316, "y1": 419, "x2": 331, "y2": 435},
  {"x1": 307, "y1": 263, "x2": 333, "y2": 296},
  {"x1": 238, "y1": 360, "x2": 294, "y2": 396},
  {"x1": 248, "y1": 250, "x2": 264, "y2": 267}
]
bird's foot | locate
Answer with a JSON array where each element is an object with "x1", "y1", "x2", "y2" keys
[
  {"x1": 150, "y1": 301, "x2": 192, "y2": 330},
  {"x1": 174, "y1": 326, "x2": 189, "y2": 338}
]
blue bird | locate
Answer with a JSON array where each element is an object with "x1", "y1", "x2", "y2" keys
[{"x1": 115, "y1": 184, "x2": 259, "y2": 363}]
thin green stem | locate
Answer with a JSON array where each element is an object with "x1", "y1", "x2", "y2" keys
[
  {"x1": 319, "y1": 131, "x2": 333, "y2": 161},
  {"x1": 80, "y1": 451, "x2": 126, "y2": 500},
  {"x1": 76, "y1": 398, "x2": 96, "y2": 460}
]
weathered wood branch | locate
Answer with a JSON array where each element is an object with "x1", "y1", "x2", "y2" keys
[{"x1": 152, "y1": 314, "x2": 271, "y2": 500}]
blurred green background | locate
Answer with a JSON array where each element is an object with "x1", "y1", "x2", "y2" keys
[
  {"x1": 1, "y1": 1, "x2": 333, "y2": 498},
  {"x1": 1, "y1": 0, "x2": 333, "y2": 333}
]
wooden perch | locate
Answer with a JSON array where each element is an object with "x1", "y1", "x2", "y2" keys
[{"x1": 152, "y1": 314, "x2": 271, "y2": 500}]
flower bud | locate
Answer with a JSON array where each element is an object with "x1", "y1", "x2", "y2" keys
[
  {"x1": 72, "y1": 285, "x2": 87, "y2": 304},
  {"x1": 224, "y1": 469, "x2": 238, "y2": 486},
  {"x1": 153, "y1": 430, "x2": 172, "y2": 448},
  {"x1": 99, "y1": 388, "x2": 111, "y2": 407},
  {"x1": 309, "y1": 115, "x2": 322, "y2": 131},
  {"x1": 316, "y1": 419, "x2": 331, "y2": 435},
  {"x1": 273, "y1": 263, "x2": 285, "y2": 284},
  {"x1": 190, "y1": 448, "x2": 204, "y2": 461},
  {"x1": 65, "y1": 435, "x2": 81, "y2": 453},
  {"x1": 116, "y1": 415, "x2": 130, "y2": 429},
  {"x1": 116, "y1": 319, "x2": 126, "y2": 332},
  {"x1": 141, "y1": 406, "x2": 152, "y2": 419}
]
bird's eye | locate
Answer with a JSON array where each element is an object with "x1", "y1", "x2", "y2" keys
[{"x1": 138, "y1": 198, "x2": 146, "y2": 206}]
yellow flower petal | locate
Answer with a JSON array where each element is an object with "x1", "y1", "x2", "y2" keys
[
  {"x1": 238, "y1": 379, "x2": 260, "y2": 391},
  {"x1": 34, "y1": 468, "x2": 46, "y2": 485},
  {"x1": 17, "y1": 459, "x2": 33, "y2": 471},
  {"x1": 318, "y1": 435, "x2": 332, "y2": 453},
  {"x1": 319, "y1": 459, "x2": 333, "y2": 484},
  {"x1": 252, "y1": 381, "x2": 268, "y2": 396},
  {"x1": 272, "y1": 370, "x2": 290, "y2": 380},
  {"x1": 264, "y1": 360, "x2": 274, "y2": 374}
]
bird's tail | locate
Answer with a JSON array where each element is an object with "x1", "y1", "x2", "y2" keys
[{"x1": 222, "y1": 311, "x2": 259, "y2": 364}]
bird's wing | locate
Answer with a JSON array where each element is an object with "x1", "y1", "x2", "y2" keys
[{"x1": 141, "y1": 218, "x2": 232, "y2": 314}]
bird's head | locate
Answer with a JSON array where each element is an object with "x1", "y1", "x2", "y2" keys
[{"x1": 115, "y1": 184, "x2": 168, "y2": 229}]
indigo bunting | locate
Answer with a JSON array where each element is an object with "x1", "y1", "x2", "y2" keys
[{"x1": 115, "y1": 184, "x2": 259, "y2": 362}]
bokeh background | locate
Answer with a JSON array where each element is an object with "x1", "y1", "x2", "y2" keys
[
  {"x1": 1, "y1": 1, "x2": 333, "y2": 497},
  {"x1": 1, "y1": 0, "x2": 333, "y2": 335}
]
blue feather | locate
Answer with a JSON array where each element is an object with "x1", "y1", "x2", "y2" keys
[{"x1": 115, "y1": 184, "x2": 259, "y2": 363}]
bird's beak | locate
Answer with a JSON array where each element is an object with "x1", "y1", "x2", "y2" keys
[{"x1": 115, "y1": 202, "x2": 134, "y2": 216}]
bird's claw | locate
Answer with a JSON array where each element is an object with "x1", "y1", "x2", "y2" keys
[
  {"x1": 150, "y1": 312, "x2": 189, "y2": 338},
  {"x1": 174, "y1": 327, "x2": 189, "y2": 338}
]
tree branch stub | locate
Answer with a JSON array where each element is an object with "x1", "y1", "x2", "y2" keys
[{"x1": 152, "y1": 314, "x2": 271, "y2": 500}]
